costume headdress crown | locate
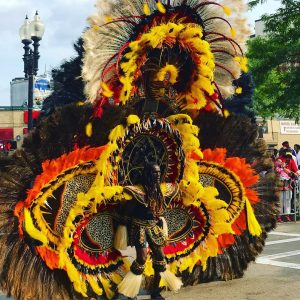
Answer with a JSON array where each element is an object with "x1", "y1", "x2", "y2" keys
[{"x1": 83, "y1": 0, "x2": 250, "y2": 116}]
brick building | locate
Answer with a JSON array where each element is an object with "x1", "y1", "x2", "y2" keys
[{"x1": 0, "y1": 106, "x2": 40, "y2": 153}]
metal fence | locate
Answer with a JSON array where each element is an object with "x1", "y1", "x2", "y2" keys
[{"x1": 279, "y1": 179, "x2": 300, "y2": 222}]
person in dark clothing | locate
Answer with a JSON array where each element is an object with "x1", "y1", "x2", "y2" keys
[{"x1": 116, "y1": 163, "x2": 181, "y2": 300}]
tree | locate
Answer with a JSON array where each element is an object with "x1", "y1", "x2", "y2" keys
[
  {"x1": 41, "y1": 38, "x2": 85, "y2": 117},
  {"x1": 247, "y1": 0, "x2": 300, "y2": 120}
]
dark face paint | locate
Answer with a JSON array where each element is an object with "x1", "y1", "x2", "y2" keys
[{"x1": 152, "y1": 164, "x2": 161, "y2": 185}]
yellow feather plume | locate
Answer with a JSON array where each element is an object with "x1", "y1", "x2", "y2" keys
[
  {"x1": 234, "y1": 56, "x2": 249, "y2": 73},
  {"x1": 143, "y1": 3, "x2": 151, "y2": 15},
  {"x1": 179, "y1": 179, "x2": 204, "y2": 206},
  {"x1": 127, "y1": 115, "x2": 140, "y2": 125},
  {"x1": 87, "y1": 275, "x2": 103, "y2": 296},
  {"x1": 245, "y1": 198, "x2": 262, "y2": 237},
  {"x1": 223, "y1": 6, "x2": 232, "y2": 16},
  {"x1": 24, "y1": 208, "x2": 47, "y2": 245},
  {"x1": 230, "y1": 27, "x2": 237, "y2": 38},
  {"x1": 100, "y1": 82, "x2": 113, "y2": 98},
  {"x1": 157, "y1": 1, "x2": 166, "y2": 13},
  {"x1": 144, "y1": 258, "x2": 155, "y2": 276},
  {"x1": 167, "y1": 114, "x2": 193, "y2": 124},
  {"x1": 85, "y1": 122, "x2": 93, "y2": 137},
  {"x1": 236, "y1": 87, "x2": 243, "y2": 94},
  {"x1": 65, "y1": 258, "x2": 88, "y2": 296},
  {"x1": 104, "y1": 15, "x2": 113, "y2": 23},
  {"x1": 110, "y1": 272, "x2": 123, "y2": 285},
  {"x1": 213, "y1": 223, "x2": 234, "y2": 235},
  {"x1": 205, "y1": 236, "x2": 218, "y2": 256},
  {"x1": 224, "y1": 109, "x2": 230, "y2": 118},
  {"x1": 99, "y1": 275, "x2": 114, "y2": 299},
  {"x1": 109, "y1": 125, "x2": 125, "y2": 141},
  {"x1": 156, "y1": 64, "x2": 179, "y2": 84}
]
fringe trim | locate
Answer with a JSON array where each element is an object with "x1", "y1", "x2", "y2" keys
[
  {"x1": 118, "y1": 271, "x2": 142, "y2": 298},
  {"x1": 160, "y1": 270, "x2": 182, "y2": 292},
  {"x1": 160, "y1": 217, "x2": 168, "y2": 238},
  {"x1": 114, "y1": 225, "x2": 128, "y2": 250}
]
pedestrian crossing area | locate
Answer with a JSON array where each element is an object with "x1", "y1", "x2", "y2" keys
[{"x1": 256, "y1": 230, "x2": 300, "y2": 270}]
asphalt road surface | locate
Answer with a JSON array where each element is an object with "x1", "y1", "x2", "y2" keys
[
  {"x1": 164, "y1": 222, "x2": 300, "y2": 300},
  {"x1": 1, "y1": 222, "x2": 300, "y2": 300}
]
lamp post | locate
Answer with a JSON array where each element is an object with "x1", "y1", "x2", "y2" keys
[{"x1": 19, "y1": 12, "x2": 45, "y2": 131}]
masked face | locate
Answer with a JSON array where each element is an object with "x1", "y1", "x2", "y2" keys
[{"x1": 151, "y1": 164, "x2": 161, "y2": 185}]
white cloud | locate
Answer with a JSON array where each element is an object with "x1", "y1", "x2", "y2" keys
[
  {"x1": 0, "y1": 0, "x2": 29, "y2": 10},
  {"x1": 0, "y1": 0, "x2": 95, "y2": 105}
]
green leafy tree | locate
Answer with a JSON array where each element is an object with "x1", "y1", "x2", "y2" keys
[{"x1": 247, "y1": 0, "x2": 300, "y2": 120}]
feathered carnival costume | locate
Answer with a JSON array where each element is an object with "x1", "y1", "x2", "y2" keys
[{"x1": 0, "y1": 0, "x2": 279, "y2": 299}]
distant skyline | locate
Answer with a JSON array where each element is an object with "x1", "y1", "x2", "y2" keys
[{"x1": 0, "y1": 0, "x2": 281, "y2": 106}]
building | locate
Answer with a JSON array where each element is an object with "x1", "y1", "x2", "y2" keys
[
  {"x1": 10, "y1": 74, "x2": 52, "y2": 108},
  {"x1": 10, "y1": 78, "x2": 28, "y2": 107},
  {"x1": 258, "y1": 118, "x2": 300, "y2": 149},
  {"x1": 254, "y1": 19, "x2": 266, "y2": 37},
  {"x1": 0, "y1": 74, "x2": 51, "y2": 154},
  {"x1": 0, "y1": 106, "x2": 41, "y2": 152},
  {"x1": 0, "y1": 107, "x2": 26, "y2": 152}
]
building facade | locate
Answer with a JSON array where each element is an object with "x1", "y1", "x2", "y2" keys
[
  {"x1": 258, "y1": 118, "x2": 300, "y2": 149},
  {"x1": 10, "y1": 75, "x2": 52, "y2": 108},
  {"x1": 0, "y1": 74, "x2": 52, "y2": 154},
  {"x1": 0, "y1": 107, "x2": 40, "y2": 152}
]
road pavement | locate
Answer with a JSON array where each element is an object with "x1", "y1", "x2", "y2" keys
[
  {"x1": 1, "y1": 222, "x2": 300, "y2": 300},
  {"x1": 164, "y1": 222, "x2": 300, "y2": 300}
]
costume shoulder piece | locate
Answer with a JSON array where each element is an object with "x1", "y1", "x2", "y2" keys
[{"x1": 0, "y1": 1, "x2": 278, "y2": 299}]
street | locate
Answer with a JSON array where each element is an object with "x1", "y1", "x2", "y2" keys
[
  {"x1": 164, "y1": 222, "x2": 300, "y2": 300},
  {"x1": 1, "y1": 222, "x2": 300, "y2": 300}
]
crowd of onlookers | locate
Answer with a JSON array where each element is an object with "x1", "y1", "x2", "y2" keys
[{"x1": 272, "y1": 141, "x2": 300, "y2": 222}]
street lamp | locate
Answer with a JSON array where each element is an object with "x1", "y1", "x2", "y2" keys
[{"x1": 19, "y1": 11, "x2": 45, "y2": 131}]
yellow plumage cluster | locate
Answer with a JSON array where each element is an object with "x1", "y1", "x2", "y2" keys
[
  {"x1": 156, "y1": 1, "x2": 166, "y2": 14},
  {"x1": 168, "y1": 114, "x2": 201, "y2": 179},
  {"x1": 23, "y1": 208, "x2": 47, "y2": 245},
  {"x1": 166, "y1": 185, "x2": 232, "y2": 273},
  {"x1": 100, "y1": 82, "x2": 114, "y2": 98},
  {"x1": 163, "y1": 114, "x2": 233, "y2": 272},
  {"x1": 22, "y1": 114, "x2": 262, "y2": 297},
  {"x1": 156, "y1": 64, "x2": 179, "y2": 84},
  {"x1": 22, "y1": 117, "x2": 143, "y2": 297},
  {"x1": 198, "y1": 160, "x2": 262, "y2": 236},
  {"x1": 119, "y1": 22, "x2": 215, "y2": 110},
  {"x1": 143, "y1": 3, "x2": 151, "y2": 16},
  {"x1": 234, "y1": 56, "x2": 249, "y2": 73}
]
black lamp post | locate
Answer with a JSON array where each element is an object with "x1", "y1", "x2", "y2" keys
[{"x1": 19, "y1": 12, "x2": 45, "y2": 131}]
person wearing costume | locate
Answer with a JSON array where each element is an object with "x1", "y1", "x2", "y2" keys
[
  {"x1": 0, "y1": 1, "x2": 279, "y2": 300},
  {"x1": 116, "y1": 163, "x2": 181, "y2": 299}
]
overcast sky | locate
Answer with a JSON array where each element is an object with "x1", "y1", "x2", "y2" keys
[{"x1": 0, "y1": 0, "x2": 281, "y2": 106}]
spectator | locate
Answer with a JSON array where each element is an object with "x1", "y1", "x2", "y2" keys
[
  {"x1": 279, "y1": 141, "x2": 292, "y2": 156},
  {"x1": 271, "y1": 148, "x2": 278, "y2": 162},
  {"x1": 278, "y1": 150, "x2": 299, "y2": 177},
  {"x1": 276, "y1": 150, "x2": 299, "y2": 220},
  {"x1": 275, "y1": 158, "x2": 291, "y2": 181},
  {"x1": 293, "y1": 144, "x2": 300, "y2": 169}
]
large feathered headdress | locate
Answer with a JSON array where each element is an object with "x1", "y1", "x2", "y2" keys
[{"x1": 82, "y1": 0, "x2": 250, "y2": 115}]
